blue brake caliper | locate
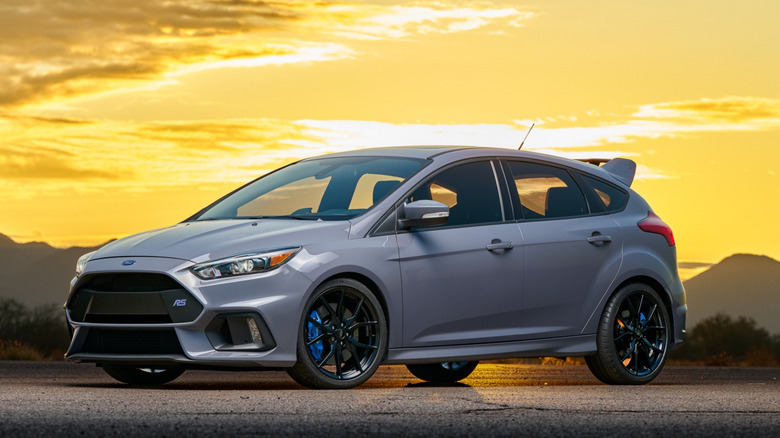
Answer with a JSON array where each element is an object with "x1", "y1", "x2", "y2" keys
[
  {"x1": 639, "y1": 312, "x2": 647, "y2": 327},
  {"x1": 307, "y1": 310, "x2": 324, "y2": 361}
]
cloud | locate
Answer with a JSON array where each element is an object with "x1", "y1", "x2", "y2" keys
[
  {"x1": 5, "y1": 95, "x2": 777, "y2": 192},
  {"x1": 678, "y1": 261, "x2": 714, "y2": 270},
  {"x1": 311, "y1": 2, "x2": 534, "y2": 40},
  {"x1": 0, "y1": 1, "x2": 533, "y2": 108},
  {"x1": 634, "y1": 96, "x2": 780, "y2": 124},
  {"x1": 0, "y1": 116, "x2": 328, "y2": 194},
  {"x1": 0, "y1": 146, "x2": 120, "y2": 180}
]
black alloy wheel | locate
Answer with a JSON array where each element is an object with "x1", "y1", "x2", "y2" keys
[
  {"x1": 101, "y1": 364, "x2": 184, "y2": 386},
  {"x1": 586, "y1": 283, "x2": 671, "y2": 384},
  {"x1": 406, "y1": 361, "x2": 479, "y2": 383},
  {"x1": 287, "y1": 278, "x2": 387, "y2": 389}
]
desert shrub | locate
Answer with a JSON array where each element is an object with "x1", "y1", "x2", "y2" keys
[
  {"x1": 743, "y1": 346, "x2": 779, "y2": 367},
  {"x1": 540, "y1": 357, "x2": 584, "y2": 365},
  {"x1": 0, "y1": 339, "x2": 45, "y2": 360},
  {"x1": 0, "y1": 298, "x2": 70, "y2": 359},
  {"x1": 672, "y1": 313, "x2": 778, "y2": 365}
]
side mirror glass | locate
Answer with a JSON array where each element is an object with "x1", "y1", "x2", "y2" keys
[{"x1": 398, "y1": 200, "x2": 449, "y2": 229}]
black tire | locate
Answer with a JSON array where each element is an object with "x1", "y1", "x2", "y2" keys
[
  {"x1": 406, "y1": 361, "x2": 479, "y2": 383},
  {"x1": 286, "y1": 278, "x2": 387, "y2": 389},
  {"x1": 586, "y1": 283, "x2": 671, "y2": 385},
  {"x1": 102, "y1": 364, "x2": 184, "y2": 386}
]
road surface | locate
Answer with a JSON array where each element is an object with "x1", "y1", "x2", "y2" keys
[{"x1": 1, "y1": 361, "x2": 777, "y2": 437}]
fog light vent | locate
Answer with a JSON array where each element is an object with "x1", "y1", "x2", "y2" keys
[{"x1": 204, "y1": 312, "x2": 275, "y2": 352}]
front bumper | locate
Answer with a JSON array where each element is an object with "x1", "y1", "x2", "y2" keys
[{"x1": 65, "y1": 256, "x2": 312, "y2": 368}]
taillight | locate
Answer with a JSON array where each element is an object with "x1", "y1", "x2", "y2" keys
[{"x1": 638, "y1": 212, "x2": 675, "y2": 246}]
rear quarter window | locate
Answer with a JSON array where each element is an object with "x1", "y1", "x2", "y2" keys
[{"x1": 580, "y1": 174, "x2": 628, "y2": 212}]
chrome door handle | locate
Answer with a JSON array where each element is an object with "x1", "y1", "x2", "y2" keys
[{"x1": 486, "y1": 242, "x2": 513, "y2": 251}]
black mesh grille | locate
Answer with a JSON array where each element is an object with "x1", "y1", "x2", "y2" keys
[
  {"x1": 82, "y1": 329, "x2": 184, "y2": 355},
  {"x1": 67, "y1": 273, "x2": 202, "y2": 324},
  {"x1": 83, "y1": 273, "x2": 182, "y2": 292}
]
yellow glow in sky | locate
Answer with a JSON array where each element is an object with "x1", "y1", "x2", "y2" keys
[{"x1": 1, "y1": 0, "x2": 779, "y2": 275}]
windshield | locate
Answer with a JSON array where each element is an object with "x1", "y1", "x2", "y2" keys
[{"x1": 195, "y1": 156, "x2": 426, "y2": 221}]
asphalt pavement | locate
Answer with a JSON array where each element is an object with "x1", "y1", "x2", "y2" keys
[{"x1": 0, "y1": 361, "x2": 777, "y2": 437}]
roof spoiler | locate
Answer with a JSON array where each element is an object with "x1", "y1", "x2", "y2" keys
[{"x1": 577, "y1": 158, "x2": 636, "y2": 187}]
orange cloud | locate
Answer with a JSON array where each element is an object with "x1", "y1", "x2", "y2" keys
[
  {"x1": 6, "y1": 95, "x2": 776, "y2": 194},
  {"x1": 634, "y1": 97, "x2": 780, "y2": 123},
  {"x1": 0, "y1": 148, "x2": 119, "y2": 180},
  {"x1": 0, "y1": 1, "x2": 533, "y2": 108}
]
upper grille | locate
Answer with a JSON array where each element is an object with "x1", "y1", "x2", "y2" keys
[{"x1": 67, "y1": 273, "x2": 203, "y2": 324}]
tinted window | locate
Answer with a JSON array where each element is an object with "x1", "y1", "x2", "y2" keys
[
  {"x1": 507, "y1": 161, "x2": 588, "y2": 219},
  {"x1": 581, "y1": 174, "x2": 628, "y2": 212},
  {"x1": 197, "y1": 157, "x2": 425, "y2": 221},
  {"x1": 407, "y1": 161, "x2": 503, "y2": 227}
]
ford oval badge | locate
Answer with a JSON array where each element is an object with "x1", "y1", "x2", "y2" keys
[{"x1": 122, "y1": 260, "x2": 136, "y2": 266}]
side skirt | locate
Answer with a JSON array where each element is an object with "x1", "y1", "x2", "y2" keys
[{"x1": 385, "y1": 335, "x2": 596, "y2": 364}]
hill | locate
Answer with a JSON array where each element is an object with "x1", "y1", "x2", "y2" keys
[
  {"x1": 683, "y1": 254, "x2": 780, "y2": 334},
  {"x1": 0, "y1": 233, "x2": 103, "y2": 307}
]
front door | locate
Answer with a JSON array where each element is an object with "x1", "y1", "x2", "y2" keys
[{"x1": 397, "y1": 160, "x2": 525, "y2": 347}]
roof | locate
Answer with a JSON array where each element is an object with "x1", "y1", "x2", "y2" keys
[
  {"x1": 311, "y1": 145, "x2": 471, "y2": 160},
  {"x1": 305, "y1": 145, "x2": 635, "y2": 186}
]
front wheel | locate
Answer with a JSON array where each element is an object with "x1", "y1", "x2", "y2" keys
[
  {"x1": 101, "y1": 364, "x2": 183, "y2": 386},
  {"x1": 286, "y1": 278, "x2": 387, "y2": 389},
  {"x1": 586, "y1": 283, "x2": 671, "y2": 385},
  {"x1": 406, "y1": 361, "x2": 479, "y2": 383}
]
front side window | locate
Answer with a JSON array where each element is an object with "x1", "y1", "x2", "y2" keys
[
  {"x1": 407, "y1": 161, "x2": 503, "y2": 227},
  {"x1": 507, "y1": 161, "x2": 588, "y2": 220},
  {"x1": 196, "y1": 156, "x2": 425, "y2": 221}
]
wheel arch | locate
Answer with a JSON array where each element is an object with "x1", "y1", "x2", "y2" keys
[{"x1": 316, "y1": 271, "x2": 390, "y2": 326}]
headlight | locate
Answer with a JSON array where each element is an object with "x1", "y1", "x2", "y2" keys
[
  {"x1": 75, "y1": 250, "x2": 97, "y2": 277},
  {"x1": 190, "y1": 247, "x2": 300, "y2": 280}
]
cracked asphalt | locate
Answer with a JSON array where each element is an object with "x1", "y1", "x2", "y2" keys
[{"x1": 1, "y1": 361, "x2": 777, "y2": 437}]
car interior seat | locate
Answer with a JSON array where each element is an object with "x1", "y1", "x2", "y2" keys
[{"x1": 545, "y1": 186, "x2": 587, "y2": 218}]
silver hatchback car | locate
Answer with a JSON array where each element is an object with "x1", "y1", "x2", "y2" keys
[{"x1": 65, "y1": 146, "x2": 686, "y2": 388}]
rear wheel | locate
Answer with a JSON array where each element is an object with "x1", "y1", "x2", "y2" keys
[
  {"x1": 287, "y1": 278, "x2": 387, "y2": 389},
  {"x1": 101, "y1": 364, "x2": 184, "y2": 386},
  {"x1": 586, "y1": 283, "x2": 671, "y2": 384},
  {"x1": 406, "y1": 361, "x2": 479, "y2": 383}
]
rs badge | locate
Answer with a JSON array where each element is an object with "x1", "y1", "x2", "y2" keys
[{"x1": 173, "y1": 299, "x2": 187, "y2": 307}]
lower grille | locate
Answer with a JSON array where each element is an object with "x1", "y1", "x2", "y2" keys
[{"x1": 81, "y1": 329, "x2": 184, "y2": 355}]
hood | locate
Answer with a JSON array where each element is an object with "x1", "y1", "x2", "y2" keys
[{"x1": 92, "y1": 219, "x2": 351, "y2": 263}]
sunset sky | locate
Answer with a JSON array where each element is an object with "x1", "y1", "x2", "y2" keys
[{"x1": 1, "y1": 0, "x2": 779, "y2": 279}]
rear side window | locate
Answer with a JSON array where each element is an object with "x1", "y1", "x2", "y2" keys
[
  {"x1": 507, "y1": 161, "x2": 588, "y2": 220},
  {"x1": 581, "y1": 174, "x2": 628, "y2": 212}
]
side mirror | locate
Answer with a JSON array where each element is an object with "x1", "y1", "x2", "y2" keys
[{"x1": 398, "y1": 200, "x2": 449, "y2": 229}]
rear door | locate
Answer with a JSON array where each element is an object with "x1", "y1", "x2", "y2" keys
[
  {"x1": 397, "y1": 160, "x2": 526, "y2": 347},
  {"x1": 503, "y1": 160, "x2": 624, "y2": 339}
]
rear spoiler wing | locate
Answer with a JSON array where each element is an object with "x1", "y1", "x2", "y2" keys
[{"x1": 577, "y1": 158, "x2": 636, "y2": 187}]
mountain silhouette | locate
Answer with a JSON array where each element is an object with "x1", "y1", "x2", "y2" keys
[
  {"x1": 1, "y1": 233, "x2": 778, "y2": 333},
  {"x1": 0, "y1": 233, "x2": 103, "y2": 306},
  {"x1": 683, "y1": 254, "x2": 780, "y2": 334}
]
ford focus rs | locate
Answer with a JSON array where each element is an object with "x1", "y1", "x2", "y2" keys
[{"x1": 65, "y1": 146, "x2": 686, "y2": 388}]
